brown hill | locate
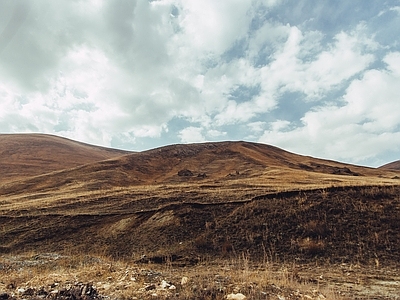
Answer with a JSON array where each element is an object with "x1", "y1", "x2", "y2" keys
[
  {"x1": 0, "y1": 133, "x2": 131, "y2": 183},
  {"x1": 0, "y1": 134, "x2": 399, "y2": 269},
  {"x1": 379, "y1": 160, "x2": 400, "y2": 171},
  {"x1": 0, "y1": 139, "x2": 396, "y2": 196}
]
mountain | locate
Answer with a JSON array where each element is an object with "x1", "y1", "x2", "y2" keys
[
  {"x1": 379, "y1": 160, "x2": 400, "y2": 171},
  {"x1": 0, "y1": 133, "x2": 131, "y2": 183}
]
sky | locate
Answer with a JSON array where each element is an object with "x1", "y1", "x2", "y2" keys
[{"x1": 0, "y1": 0, "x2": 400, "y2": 167}]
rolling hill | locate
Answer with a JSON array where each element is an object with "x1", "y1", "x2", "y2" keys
[
  {"x1": 0, "y1": 136, "x2": 397, "y2": 196},
  {"x1": 379, "y1": 160, "x2": 400, "y2": 171},
  {"x1": 0, "y1": 133, "x2": 399, "y2": 267},
  {"x1": 0, "y1": 133, "x2": 131, "y2": 183}
]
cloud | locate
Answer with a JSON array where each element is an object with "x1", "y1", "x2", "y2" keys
[
  {"x1": 179, "y1": 126, "x2": 205, "y2": 143},
  {"x1": 0, "y1": 0, "x2": 399, "y2": 166},
  {"x1": 259, "y1": 52, "x2": 400, "y2": 166}
]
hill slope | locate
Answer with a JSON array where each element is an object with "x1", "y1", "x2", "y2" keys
[
  {"x1": 0, "y1": 133, "x2": 131, "y2": 183},
  {"x1": 379, "y1": 160, "x2": 400, "y2": 171},
  {"x1": 0, "y1": 134, "x2": 399, "y2": 267},
  {"x1": 0, "y1": 139, "x2": 396, "y2": 196}
]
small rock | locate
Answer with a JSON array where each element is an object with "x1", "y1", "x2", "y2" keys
[
  {"x1": 169, "y1": 285, "x2": 176, "y2": 290},
  {"x1": 178, "y1": 169, "x2": 194, "y2": 176},
  {"x1": 0, "y1": 293, "x2": 10, "y2": 300},
  {"x1": 226, "y1": 293, "x2": 246, "y2": 300},
  {"x1": 181, "y1": 276, "x2": 189, "y2": 285},
  {"x1": 160, "y1": 280, "x2": 170, "y2": 289},
  {"x1": 145, "y1": 284, "x2": 156, "y2": 291}
]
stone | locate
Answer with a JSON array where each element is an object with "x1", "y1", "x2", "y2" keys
[
  {"x1": 181, "y1": 276, "x2": 189, "y2": 285},
  {"x1": 160, "y1": 280, "x2": 170, "y2": 289},
  {"x1": 178, "y1": 169, "x2": 194, "y2": 176},
  {"x1": 226, "y1": 293, "x2": 246, "y2": 300}
]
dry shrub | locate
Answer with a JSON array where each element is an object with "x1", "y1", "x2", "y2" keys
[
  {"x1": 298, "y1": 238, "x2": 326, "y2": 255},
  {"x1": 193, "y1": 235, "x2": 213, "y2": 250},
  {"x1": 303, "y1": 220, "x2": 328, "y2": 238}
]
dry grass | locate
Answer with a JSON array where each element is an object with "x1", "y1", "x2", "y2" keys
[{"x1": 0, "y1": 253, "x2": 353, "y2": 300}]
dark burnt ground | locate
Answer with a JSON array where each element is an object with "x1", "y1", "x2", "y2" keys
[{"x1": 1, "y1": 185, "x2": 399, "y2": 267}]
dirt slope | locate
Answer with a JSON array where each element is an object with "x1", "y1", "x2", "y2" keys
[{"x1": 0, "y1": 133, "x2": 131, "y2": 183}]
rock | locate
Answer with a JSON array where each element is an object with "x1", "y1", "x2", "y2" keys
[
  {"x1": 181, "y1": 276, "x2": 189, "y2": 285},
  {"x1": 160, "y1": 280, "x2": 170, "y2": 289},
  {"x1": 145, "y1": 284, "x2": 156, "y2": 291},
  {"x1": 178, "y1": 169, "x2": 194, "y2": 176},
  {"x1": 169, "y1": 285, "x2": 176, "y2": 290},
  {"x1": 226, "y1": 293, "x2": 246, "y2": 300}
]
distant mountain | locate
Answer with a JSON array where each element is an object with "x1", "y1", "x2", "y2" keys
[
  {"x1": 0, "y1": 133, "x2": 131, "y2": 183},
  {"x1": 379, "y1": 160, "x2": 400, "y2": 171}
]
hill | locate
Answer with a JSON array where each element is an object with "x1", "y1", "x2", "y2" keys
[
  {"x1": 379, "y1": 160, "x2": 400, "y2": 171},
  {"x1": 0, "y1": 133, "x2": 131, "y2": 183},
  {"x1": 1, "y1": 134, "x2": 400, "y2": 298},
  {"x1": 0, "y1": 134, "x2": 399, "y2": 262},
  {"x1": 1, "y1": 139, "x2": 397, "y2": 196}
]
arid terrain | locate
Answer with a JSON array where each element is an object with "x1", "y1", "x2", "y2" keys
[{"x1": 0, "y1": 133, "x2": 399, "y2": 299}]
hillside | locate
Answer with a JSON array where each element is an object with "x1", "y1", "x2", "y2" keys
[
  {"x1": 380, "y1": 160, "x2": 400, "y2": 171},
  {"x1": 0, "y1": 133, "x2": 131, "y2": 183},
  {"x1": 1, "y1": 134, "x2": 400, "y2": 299},
  {"x1": 0, "y1": 139, "x2": 398, "y2": 196}
]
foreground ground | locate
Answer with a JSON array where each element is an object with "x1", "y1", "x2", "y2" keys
[{"x1": 1, "y1": 253, "x2": 399, "y2": 299}]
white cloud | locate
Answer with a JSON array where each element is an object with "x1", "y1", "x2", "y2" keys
[
  {"x1": 179, "y1": 126, "x2": 205, "y2": 143},
  {"x1": 259, "y1": 52, "x2": 400, "y2": 166},
  {"x1": 207, "y1": 129, "x2": 227, "y2": 138},
  {"x1": 0, "y1": 0, "x2": 399, "y2": 165}
]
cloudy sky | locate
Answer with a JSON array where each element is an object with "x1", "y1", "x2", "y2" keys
[{"x1": 1, "y1": 0, "x2": 399, "y2": 167}]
